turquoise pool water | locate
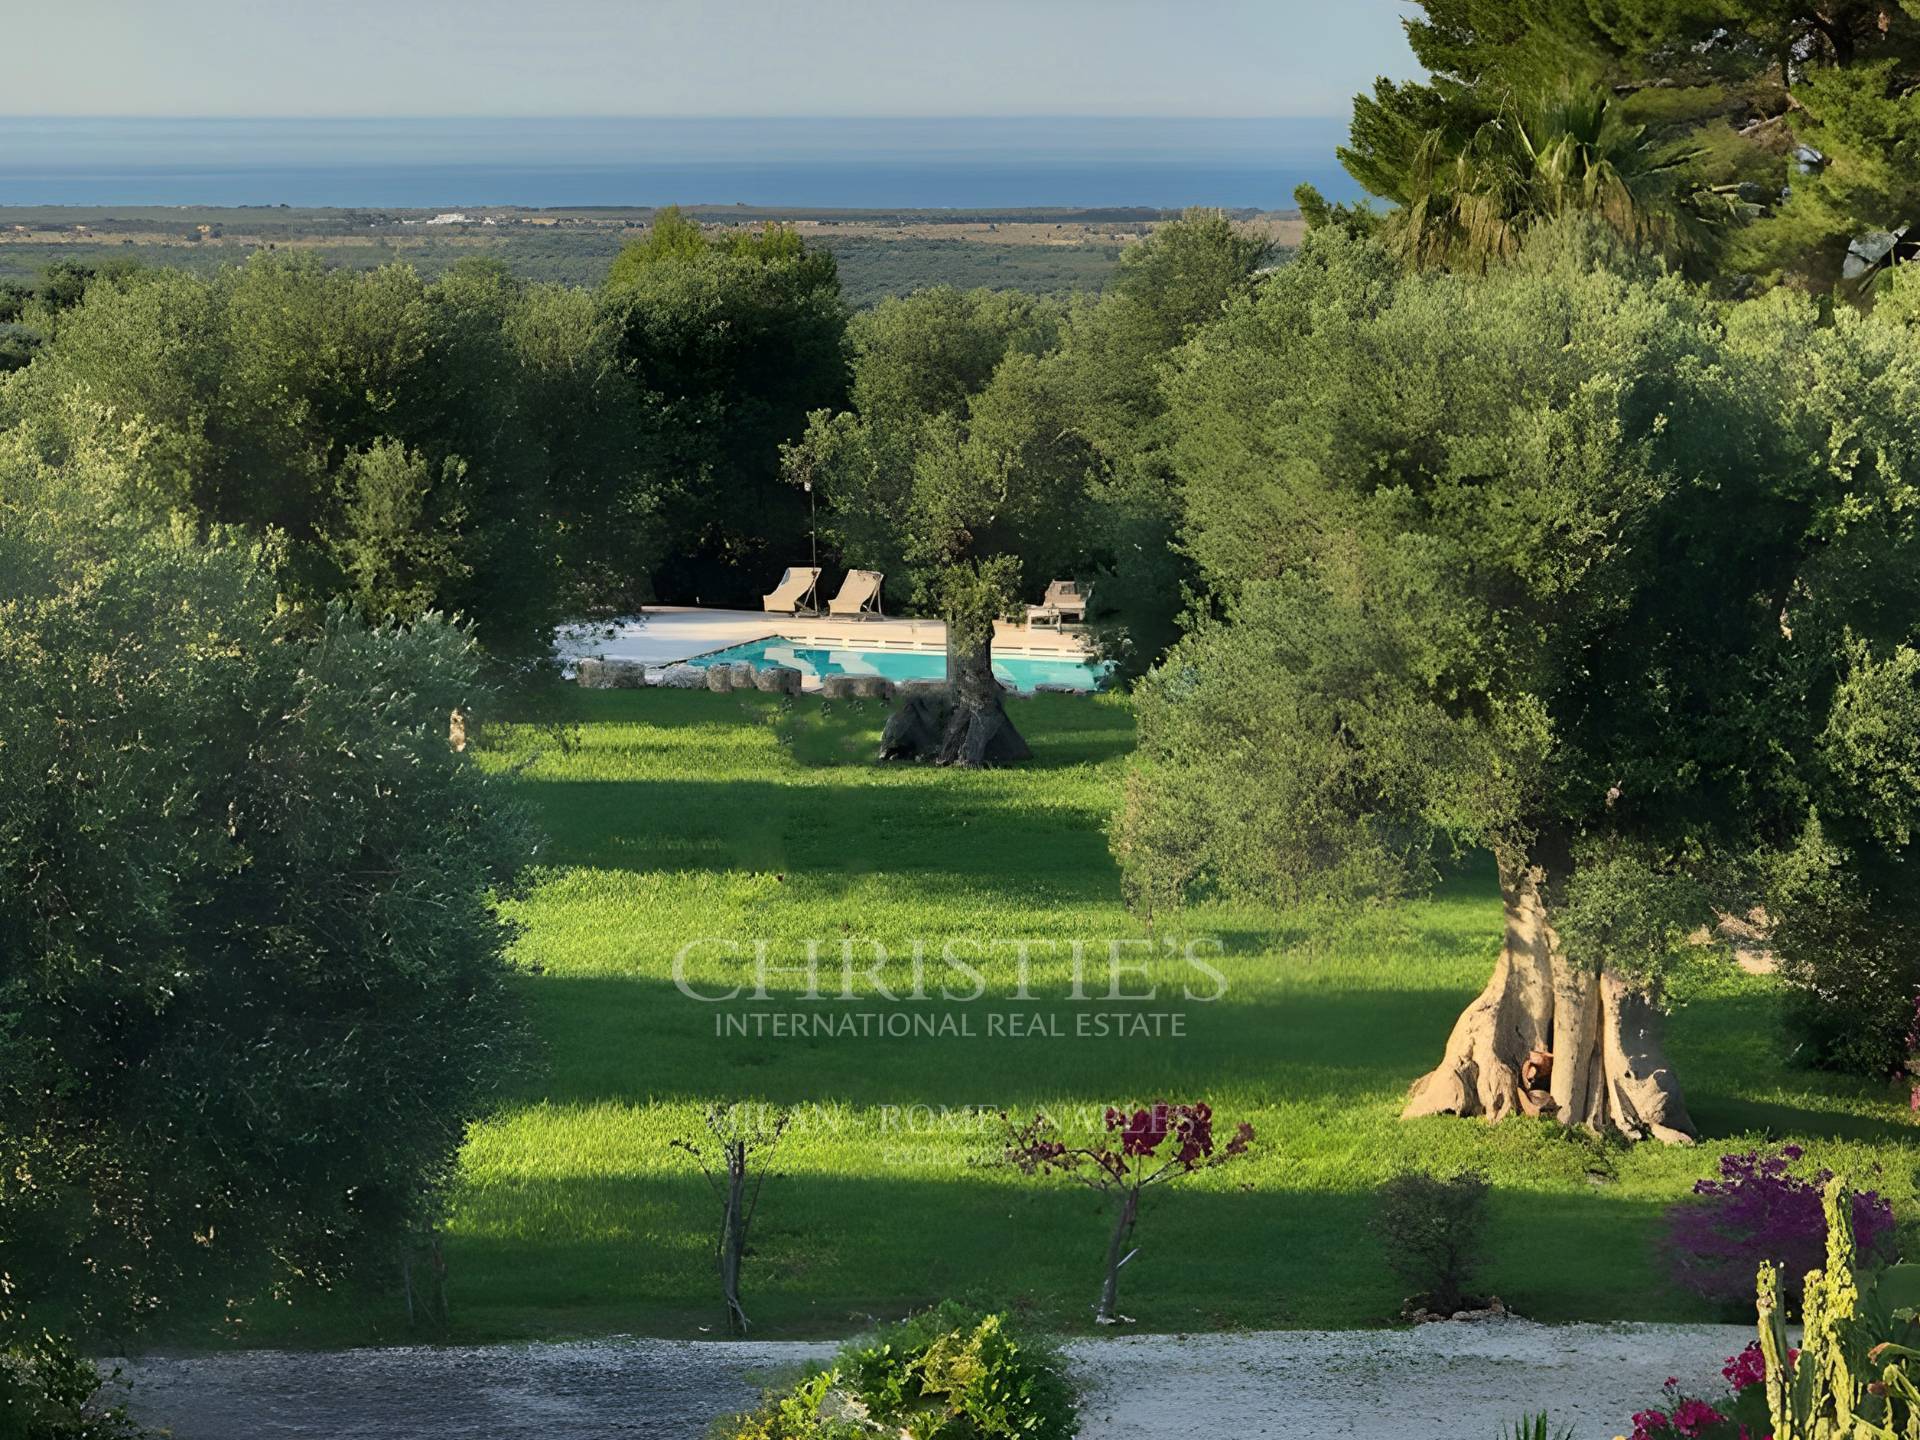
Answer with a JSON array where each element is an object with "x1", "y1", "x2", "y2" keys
[{"x1": 686, "y1": 637, "x2": 1110, "y2": 693}]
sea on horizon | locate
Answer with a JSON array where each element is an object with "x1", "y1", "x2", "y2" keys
[{"x1": 0, "y1": 115, "x2": 1361, "y2": 210}]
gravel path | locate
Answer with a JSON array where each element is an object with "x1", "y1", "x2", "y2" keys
[{"x1": 110, "y1": 1320, "x2": 1755, "y2": 1440}]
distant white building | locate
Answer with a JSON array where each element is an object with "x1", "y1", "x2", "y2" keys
[{"x1": 425, "y1": 212, "x2": 472, "y2": 226}]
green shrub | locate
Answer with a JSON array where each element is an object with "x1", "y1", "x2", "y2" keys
[
  {"x1": 708, "y1": 1371, "x2": 866, "y2": 1440},
  {"x1": 840, "y1": 1302, "x2": 1077, "y2": 1440},
  {"x1": 712, "y1": 1302, "x2": 1078, "y2": 1440},
  {"x1": 0, "y1": 1335, "x2": 147, "y2": 1440},
  {"x1": 0, "y1": 445, "x2": 534, "y2": 1342},
  {"x1": 1373, "y1": 1168, "x2": 1492, "y2": 1315}
]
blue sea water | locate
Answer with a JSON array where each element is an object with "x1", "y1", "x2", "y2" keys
[
  {"x1": 0, "y1": 116, "x2": 1359, "y2": 209},
  {"x1": 687, "y1": 636, "x2": 1111, "y2": 693}
]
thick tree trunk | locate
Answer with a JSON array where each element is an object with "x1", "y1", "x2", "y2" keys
[
  {"x1": 1401, "y1": 864, "x2": 1697, "y2": 1145},
  {"x1": 878, "y1": 627, "x2": 1030, "y2": 767}
]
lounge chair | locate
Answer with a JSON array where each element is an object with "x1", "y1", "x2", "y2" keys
[
  {"x1": 1026, "y1": 579, "x2": 1087, "y2": 628},
  {"x1": 763, "y1": 566, "x2": 822, "y2": 615},
  {"x1": 826, "y1": 569, "x2": 885, "y2": 619}
]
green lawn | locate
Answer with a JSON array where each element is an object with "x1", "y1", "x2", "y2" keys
[{"x1": 268, "y1": 689, "x2": 1917, "y2": 1343}]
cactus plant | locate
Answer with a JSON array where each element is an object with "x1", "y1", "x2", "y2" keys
[{"x1": 1756, "y1": 1177, "x2": 1919, "y2": 1440}]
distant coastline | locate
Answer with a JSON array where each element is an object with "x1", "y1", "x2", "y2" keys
[
  {"x1": 0, "y1": 116, "x2": 1361, "y2": 209},
  {"x1": 0, "y1": 203, "x2": 1308, "y2": 306}
]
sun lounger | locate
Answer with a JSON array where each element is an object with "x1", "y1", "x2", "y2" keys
[
  {"x1": 1026, "y1": 579, "x2": 1087, "y2": 628},
  {"x1": 763, "y1": 566, "x2": 822, "y2": 615},
  {"x1": 826, "y1": 569, "x2": 885, "y2": 619}
]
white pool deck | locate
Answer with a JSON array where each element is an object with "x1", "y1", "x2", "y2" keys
[{"x1": 554, "y1": 606, "x2": 1096, "y2": 688}]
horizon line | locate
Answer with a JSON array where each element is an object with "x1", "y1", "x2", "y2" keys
[{"x1": 0, "y1": 112, "x2": 1349, "y2": 124}]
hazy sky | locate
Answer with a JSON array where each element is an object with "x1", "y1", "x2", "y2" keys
[{"x1": 8, "y1": 0, "x2": 1423, "y2": 118}]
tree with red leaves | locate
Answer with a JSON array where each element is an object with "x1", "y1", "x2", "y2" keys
[{"x1": 1002, "y1": 1101, "x2": 1254, "y2": 1324}]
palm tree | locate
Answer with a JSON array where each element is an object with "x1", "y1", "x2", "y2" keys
[{"x1": 1392, "y1": 85, "x2": 1732, "y2": 273}]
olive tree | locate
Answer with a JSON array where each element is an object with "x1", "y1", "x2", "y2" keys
[
  {"x1": 1118, "y1": 223, "x2": 1920, "y2": 1140},
  {"x1": 0, "y1": 438, "x2": 534, "y2": 1341},
  {"x1": 786, "y1": 288, "x2": 1087, "y2": 765},
  {"x1": 605, "y1": 210, "x2": 847, "y2": 606},
  {"x1": 1050, "y1": 210, "x2": 1273, "y2": 675},
  {"x1": 0, "y1": 254, "x2": 642, "y2": 658}
]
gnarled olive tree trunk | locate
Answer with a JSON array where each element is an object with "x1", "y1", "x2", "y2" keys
[
  {"x1": 878, "y1": 619, "x2": 1030, "y2": 768},
  {"x1": 1402, "y1": 864, "x2": 1696, "y2": 1145}
]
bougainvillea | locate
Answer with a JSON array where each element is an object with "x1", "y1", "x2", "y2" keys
[
  {"x1": 1720, "y1": 1342, "x2": 1766, "y2": 1394},
  {"x1": 1622, "y1": 1348, "x2": 1786, "y2": 1440},
  {"x1": 1660, "y1": 1147, "x2": 1897, "y2": 1305},
  {"x1": 1002, "y1": 1101, "x2": 1253, "y2": 1324}
]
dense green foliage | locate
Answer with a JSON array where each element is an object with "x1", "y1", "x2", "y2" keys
[
  {"x1": 1336, "y1": 0, "x2": 1920, "y2": 290},
  {"x1": 0, "y1": 210, "x2": 1266, "y2": 651},
  {"x1": 0, "y1": 442, "x2": 534, "y2": 1343},
  {"x1": 1117, "y1": 224, "x2": 1920, "y2": 1063},
  {"x1": 604, "y1": 209, "x2": 848, "y2": 605},
  {"x1": 794, "y1": 290, "x2": 1087, "y2": 650},
  {"x1": 0, "y1": 207, "x2": 855, "y2": 632},
  {"x1": 0, "y1": 254, "x2": 643, "y2": 654},
  {"x1": 790, "y1": 210, "x2": 1273, "y2": 675},
  {"x1": 0, "y1": 1336, "x2": 145, "y2": 1440}
]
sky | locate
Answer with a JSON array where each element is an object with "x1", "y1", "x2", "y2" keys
[{"x1": 6, "y1": 0, "x2": 1424, "y2": 119}]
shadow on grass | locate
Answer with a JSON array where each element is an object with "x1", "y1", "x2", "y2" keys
[
  {"x1": 501, "y1": 969, "x2": 1917, "y2": 1160},
  {"x1": 210, "y1": 1172, "x2": 1706, "y2": 1348},
  {"x1": 1687, "y1": 1094, "x2": 1917, "y2": 1148},
  {"x1": 516, "y1": 688, "x2": 1138, "y2": 773},
  {"x1": 504, "y1": 973, "x2": 1850, "y2": 1120},
  {"x1": 773, "y1": 692, "x2": 1137, "y2": 772},
  {"x1": 513, "y1": 774, "x2": 1127, "y2": 904},
  {"x1": 509, "y1": 971, "x2": 1487, "y2": 1109}
]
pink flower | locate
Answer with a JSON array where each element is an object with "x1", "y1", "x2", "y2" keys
[
  {"x1": 1723, "y1": 1342, "x2": 1766, "y2": 1391},
  {"x1": 1672, "y1": 1397, "x2": 1725, "y2": 1435}
]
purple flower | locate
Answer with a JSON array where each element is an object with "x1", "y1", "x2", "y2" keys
[{"x1": 1661, "y1": 1147, "x2": 1897, "y2": 1305}]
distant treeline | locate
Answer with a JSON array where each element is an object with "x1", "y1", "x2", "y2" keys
[
  {"x1": 0, "y1": 210, "x2": 855, "y2": 655},
  {"x1": 0, "y1": 207, "x2": 1285, "y2": 675},
  {"x1": 0, "y1": 233, "x2": 1157, "y2": 306}
]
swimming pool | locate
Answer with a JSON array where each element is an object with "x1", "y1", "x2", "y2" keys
[{"x1": 685, "y1": 637, "x2": 1110, "y2": 693}]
